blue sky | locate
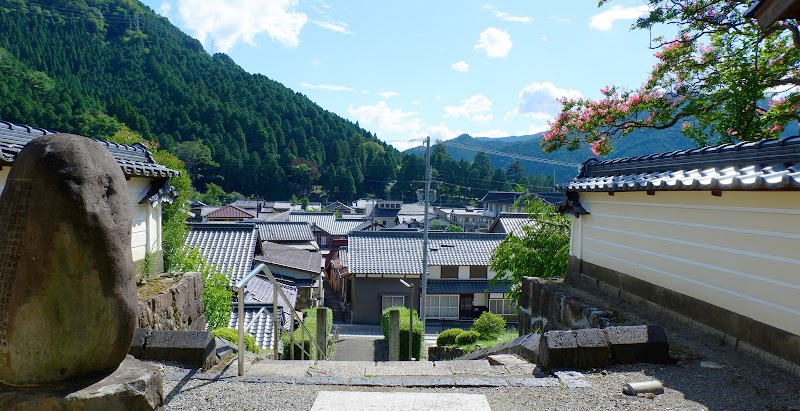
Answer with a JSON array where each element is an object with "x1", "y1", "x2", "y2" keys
[{"x1": 141, "y1": 0, "x2": 664, "y2": 150}]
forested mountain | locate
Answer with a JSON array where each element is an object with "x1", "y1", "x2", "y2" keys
[
  {"x1": 406, "y1": 128, "x2": 698, "y2": 183},
  {"x1": 0, "y1": 0, "x2": 401, "y2": 200}
]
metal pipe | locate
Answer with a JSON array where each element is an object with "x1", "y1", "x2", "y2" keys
[
  {"x1": 421, "y1": 136, "x2": 430, "y2": 333},
  {"x1": 237, "y1": 287, "x2": 245, "y2": 376},
  {"x1": 244, "y1": 306, "x2": 266, "y2": 333},
  {"x1": 273, "y1": 281, "x2": 279, "y2": 358},
  {"x1": 290, "y1": 307, "x2": 295, "y2": 360},
  {"x1": 409, "y1": 284, "x2": 414, "y2": 360}
]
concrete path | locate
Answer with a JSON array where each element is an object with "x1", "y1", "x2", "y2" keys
[
  {"x1": 310, "y1": 391, "x2": 492, "y2": 411},
  {"x1": 332, "y1": 336, "x2": 387, "y2": 361}
]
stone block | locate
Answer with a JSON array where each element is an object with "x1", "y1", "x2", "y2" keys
[
  {"x1": 141, "y1": 330, "x2": 215, "y2": 367},
  {"x1": 539, "y1": 330, "x2": 578, "y2": 369},
  {"x1": 129, "y1": 328, "x2": 152, "y2": 359},
  {"x1": 575, "y1": 328, "x2": 612, "y2": 368},
  {"x1": 517, "y1": 333, "x2": 541, "y2": 364},
  {"x1": 0, "y1": 355, "x2": 163, "y2": 410},
  {"x1": 604, "y1": 325, "x2": 669, "y2": 365}
]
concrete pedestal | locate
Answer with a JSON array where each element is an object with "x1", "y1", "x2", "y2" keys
[{"x1": 0, "y1": 355, "x2": 163, "y2": 410}]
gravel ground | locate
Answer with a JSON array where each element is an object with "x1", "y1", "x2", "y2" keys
[{"x1": 154, "y1": 283, "x2": 800, "y2": 410}]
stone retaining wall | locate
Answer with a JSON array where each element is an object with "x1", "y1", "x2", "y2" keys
[
  {"x1": 138, "y1": 272, "x2": 205, "y2": 331},
  {"x1": 518, "y1": 277, "x2": 613, "y2": 335}
]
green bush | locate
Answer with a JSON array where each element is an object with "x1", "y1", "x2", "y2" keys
[
  {"x1": 381, "y1": 306, "x2": 424, "y2": 360},
  {"x1": 282, "y1": 307, "x2": 333, "y2": 359},
  {"x1": 212, "y1": 327, "x2": 260, "y2": 353},
  {"x1": 455, "y1": 330, "x2": 480, "y2": 345},
  {"x1": 437, "y1": 328, "x2": 465, "y2": 346},
  {"x1": 470, "y1": 311, "x2": 506, "y2": 339}
]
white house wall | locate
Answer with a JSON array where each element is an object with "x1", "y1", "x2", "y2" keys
[{"x1": 571, "y1": 190, "x2": 800, "y2": 336}]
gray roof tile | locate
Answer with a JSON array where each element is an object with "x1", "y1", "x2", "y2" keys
[
  {"x1": 251, "y1": 221, "x2": 314, "y2": 242},
  {"x1": 228, "y1": 308, "x2": 278, "y2": 351},
  {"x1": 348, "y1": 232, "x2": 505, "y2": 275},
  {"x1": 288, "y1": 212, "x2": 368, "y2": 236},
  {"x1": 562, "y1": 136, "x2": 800, "y2": 192},
  {"x1": 256, "y1": 241, "x2": 322, "y2": 273},
  {"x1": 185, "y1": 223, "x2": 259, "y2": 285},
  {"x1": 0, "y1": 120, "x2": 179, "y2": 178}
]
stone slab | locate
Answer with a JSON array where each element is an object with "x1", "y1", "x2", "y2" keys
[
  {"x1": 451, "y1": 377, "x2": 508, "y2": 387},
  {"x1": 308, "y1": 361, "x2": 370, "y2": 377},
  {"x1": 555, "y1": 371, "x2": 593, "y2": 388},
  {"x1": 246, "y1": 360, "x2": 313, "y2": 377},
  {"x1": 371, "y1": 362, "x2": 450, "y2": 376},
  {"x1": 506, "y1": 377, "x2": 560, "y2": 387},
  {"x1": 141, "y1": 330, "x2": 215, "y2": 367},
  {"x1": 400, "y1": 377, "x2": 457, "y2": 387},
  {"x1": 444, "y1": 360, "x2": 499, "y2": 376},
  {"x1": 310, "y1": 391, "x2": 491, "y2": 411},
  {"x1": 517, "y1": 333, "x2": 541, "y2": 363},
  {"x1": 0, "y1": 355, "x2": 162, "y2": 411},
  {"x1": 129, "y1": 328, "x2": 151, "y2": 359},
  {"x1": 347, "y1": 377, "x2": 404, "y2": 387},
  {"x1": 604, "y1": 325, "x2": 669, "y2": 365}
]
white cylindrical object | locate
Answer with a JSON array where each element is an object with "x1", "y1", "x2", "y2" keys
[{"x1": 622, "y1": 380, "x2": 665, "y2": 396}]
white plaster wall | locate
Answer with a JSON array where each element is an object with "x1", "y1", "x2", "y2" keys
[
  {"x1": 457, "y1": 266, "x2": 470, "y2": 280},
  {"x1": 571, "y1": 190, "x2": 800, "y2": 335},
  {"x1": 428, "y1": 265, "x2": 441, "y2": 279}
]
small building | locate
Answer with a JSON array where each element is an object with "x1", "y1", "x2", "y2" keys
[
  {"x1": 287, "y1": 212, "x2": 367, "y2": 250},
  {"x1": 204, "y1": 205, "x2": 256, "y2": 222},
  {"x1": 488, "y1": 213, "x2": 537, "y2": 237},
  {"x1": 347, "y1": 231, "x2": 510, "y2": 324},
  {"x1": 0, "y1": 120, "x2": 179, "y2": 276},
  {"x1": 325, "y1": 247, "x2": 350, "y2": 304},
  {"x1": 560, "y1": 136, "x2": 800, "y2": 371},
  {"x1": 249, "y1": 221, "x2": 319, "y2": 251},
  {"x1": 370, "y1": 200, "x2": 402, "y2": 228},
  {"x1": 255, "y1": 241, "x2": 323, "y2": 309},
  {"x1": 435, "y1": 206, "x2": 490, "y2": 231}
]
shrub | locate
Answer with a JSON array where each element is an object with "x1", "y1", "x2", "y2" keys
[
  {"x1": 381, "y1": 306, "x2": 424, "y2": 360},
  {"x1": 212, "y1": 327, "x2": 260, "y2": 353},
  {"x1": 471, "y1": 311, "x2": 506, "y2": 339},
  {"x1": 455, "y1": 330, "x2": 480, "y2": 345},
  {"x1": 437, "y1": 328, "x2": 465, "y2": 346}
]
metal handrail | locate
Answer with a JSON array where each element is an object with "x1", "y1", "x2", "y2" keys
[{"x1": 234, "y1": 263, "x2": 328, "y2": 376}]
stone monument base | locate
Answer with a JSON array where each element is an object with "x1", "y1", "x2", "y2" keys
[{"x1": 0, "y1": 355, "x2": 163, "y2": 411}]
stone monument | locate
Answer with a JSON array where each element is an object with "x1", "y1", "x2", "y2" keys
[{"x1": 0, "y1": 134, "x2": 163, "y2": 409}]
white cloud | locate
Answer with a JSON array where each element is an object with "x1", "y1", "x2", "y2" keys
[
  {"x1": 514, "y1": 82, "x2": 582, "y2": 118},
  {"x1": 169, "y1": 0, "x2": 308, "y2": 51},
  {"x1": 482, "y1": 4, "x2": 533, "y2": 23},
  {"x1": 301, "y1": 83, "x2": 354, "y2": 92},
  {"x1": 451, "y1": 61, "x2": 470, "y2": 72},
  {"x1": 311, "y1": 20, "x2": 350, "y2": 34},
  {"x1": 443, "y1": 94, "x2": 494, "y2": 122},
  {"x1": 348, "y1": 101, "x2": 421, "y2": 132},
  {"x1": 474, "y1": 28, "x2": 512, "y2": 58},
  {"x1": 378, "y1": 91, "x2": 399, "y2": 99},
  {"x1": 411, "y1": 124, "x2": 463, "y2": 145},
  {"x1": 158, "y1": 1, "x2": 172, "y2": 16},
  {"x1": 548, "y1": 16, "x2": 572, "y2": 24},
  {"x1": 589, "y1": 5, "x2": 650, "y2": 31}
]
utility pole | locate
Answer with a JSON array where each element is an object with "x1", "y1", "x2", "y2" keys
[{"x1": 421, "y1": 136, "x2": 431, "y2": 333}]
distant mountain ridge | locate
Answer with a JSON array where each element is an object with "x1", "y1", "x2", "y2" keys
[{"x1": 406, "y1": 127, "x2": 697, "y2": 182}]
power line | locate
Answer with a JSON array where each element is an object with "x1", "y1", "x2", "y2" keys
[{"x1": 439, "y1": 141, "x2": 581, "y2": 170}]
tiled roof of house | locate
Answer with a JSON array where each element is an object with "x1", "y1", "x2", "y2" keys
[
  {"x1": 185, "y1": 223, "x2": 259, "y2": 284},
  {"x1": 480, "y1": 191, "x2": 524, "y2": 203},
  {"x1": 561, "y1": 136, "x2": 800, "y2": 192},
  {"x1": 228, "y1": 307, "x2": 279, "y2": 351},
  {"x1": 324, "y1": 201, "x2": 354, "y2": 212},
  {"x1": 231, "y1": 200, "x2": 262, "y2": 210},
  {"x1": 373, "y1": 207, "x2": 401, "y2": 218},
  {"x1": 256, "y1": 241, "x2": 322, "y2": 273},
  {"x1": 427, "y1": 279, "x2": 512, "y2": 294},
  {"x1": 250, "y1": 221, "x2": 314, "y2": 242},
  {"x1": 348, "y1": 231, "x2": 505, "y2": 275},
  {"x1": 0, "y1": 120, "x2": 179, "y2": 178},
  {"x1": 288, "y1": 212, "x2": 367, "y2": 236},
  {"x1": 530, "y1": 192, "x2": 564, "y2": 206},
  {"x1": 205, "y1": 205, "x2": 256, "y2": 219},
  {"x1": 243, "y1": 275, "x2": 299, "y2": 307},
  {"x1": 490, "y1": 215, "x2": 536, "y2": 237}
]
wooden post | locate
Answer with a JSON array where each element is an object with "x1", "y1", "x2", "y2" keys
[
  {"x1": 389, "y1": 309, "x2": 400, "y2": 361},
  {"x1": 316, "y1": 307, "x2": 328, "y2": 360}
]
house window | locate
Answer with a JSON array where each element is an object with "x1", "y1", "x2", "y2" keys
[
  {"x1": 470, "y1": 266, "x2": 487, "y2": 279},
  {"x1": 319, "y1": 236, "x2": 328, "y2": 246},
  {"x1": 441, "y1": 265, "x2": 458, "y2": 279},
  {"x1": 425, "y1": 295, "x2": 459, "y2": 319},
  {"x1": 489, "y1": 298, "x2": 515, "y2": 316},
  {"x1": 382, "y1": 295, "x2": 405, "y2": 311}
]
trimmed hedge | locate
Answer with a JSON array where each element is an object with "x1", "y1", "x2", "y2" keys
[
  {"x1": 212, "y1": 327, "x2": 261, "y2": 354},
  {"x1": 436, "y1": 328, "x2": 465, "y2": 346},
  {"x1": 470, "y1": 311, "x2": 506, "y2": 339},
  {"x1": 455, "y1": 330, "x2": 480, "y2": 345},
  {"x1": 282, "y1": 307, "x2": 333, "y2": 359},
  {"x1": 381, "y1": 306, "x2": 424, "y2": 360}
]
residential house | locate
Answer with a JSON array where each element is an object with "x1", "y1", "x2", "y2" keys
[
  {"x1": 324, "y1": 200, "x2": 356, "y2": 214},
  {"x1": 348, "y1": 231, "x2": 510, "y2": 324},
  {"x1": 435, "y1": 206, "x2": 490, "y2": 231},
  {"x1": 559, "y1": 136, "x2": 800, "y2": 371},
  {"x1": 204, "y1": 205, "x2": 256, "y2": 222},
  {"x1": 0, "y1": 120, "x2": 179, "y2": 276},
  {"x1": 481, "y1": 191, "x2": 562, "y2": 220},
  {"x1": 325, "y1": 248, "x2": 349, "y2": 305},
  {"x1": 249, "y1": 221, "x2": 319, "y2": 251},
  {"x1": 255, "y1": 241, "x2": 323, "y2": 309},
  {"x1": 489, "y1": 213, "x2": 536, "y2": 237},
  {"x1": 287, "y1": 212, "x2": 368, "y2": 250},
  {"x1": 370, "y1": 200, "x2": 403, "y2": 228},
  {"x1": 184, "y1": 222, "x2": 260, "y2": 285}
]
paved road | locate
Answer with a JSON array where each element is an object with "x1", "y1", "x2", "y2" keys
[{"x1": 332, "y1": 336, "x2": 387, "y2": 361}]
